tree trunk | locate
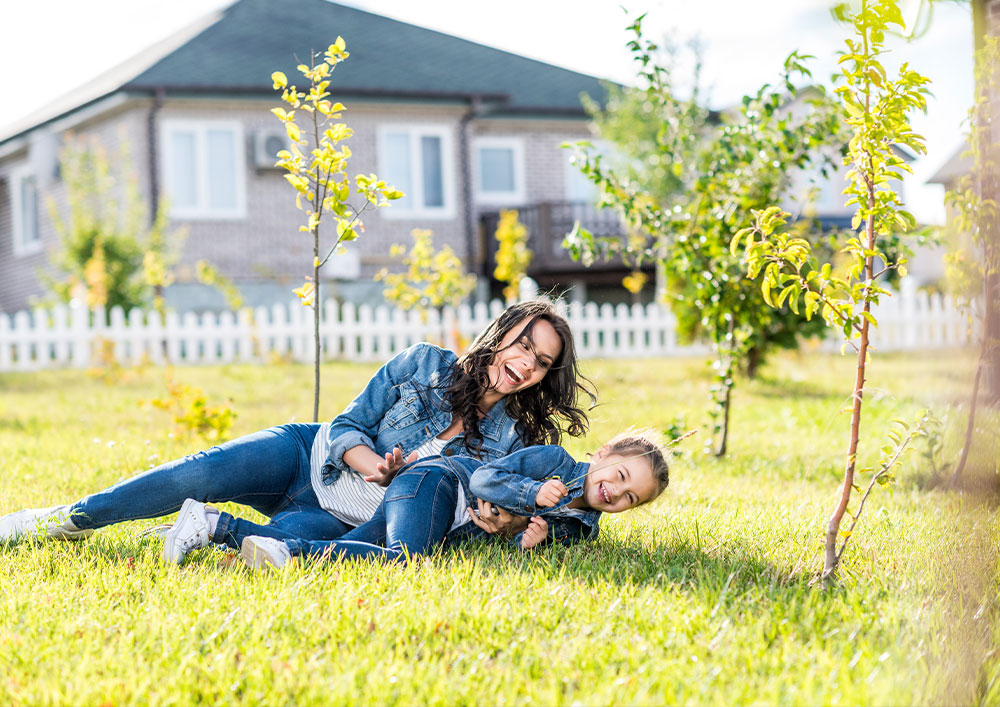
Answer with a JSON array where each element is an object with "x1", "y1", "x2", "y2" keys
[
  {"x1": 745, "y1": 345, "x2": 762, "y2": 379},
  {"x1": 952, "y1": 357, "x2": 984, "y2": 485},
  {"x1": 822, "y1": 212, "x2": 876, "y2": 581},
  {"x1": 313, "y1": 234, "x2": 321, "y2": 423},
  {"x1": 714, "y1": 377, "x2": 732, "y2": 458},
  {"x1": 973, "y1": 0, "x2": 1000, "y2": 404}
]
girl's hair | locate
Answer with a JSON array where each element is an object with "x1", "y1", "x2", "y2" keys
[
  {"x1": 446, "y1": 300, "x2": 596, "y2": 453},
  {"x1": 604, "y1": 428, "x2": 670, "y2": 498}
]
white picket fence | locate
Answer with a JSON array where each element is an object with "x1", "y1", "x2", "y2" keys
[{"x1": 0, "y1": 287, "x2": 976, "y2": 372}]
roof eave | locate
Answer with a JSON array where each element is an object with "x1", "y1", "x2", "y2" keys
[{"x1": 0, "y1": 91, "x2": 139, "y2": 151}]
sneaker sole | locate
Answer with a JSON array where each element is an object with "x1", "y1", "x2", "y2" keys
[
  {"x1": 162, "y1": 499, "x2": 208, "y2": 565},
  {"x1": 241, "y1": 537, "x2": 280, "y2": 569}
]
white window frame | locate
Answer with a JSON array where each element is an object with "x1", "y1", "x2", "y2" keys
[
  {"x1": 565, "y1": 138, "x2": 613, "y2": 204},
  {"x1": 377, "y1": 124, "x2": 455, "y2": 220},
  {"x1": 160, "y1": 119, "x2": 247, "y2": 220},
  {"x1": 11, "y1": 168, "x2": 42, "y2": 257},
  {"x1": 472, "y1": 136, "x2": 526, "y2": 206}
]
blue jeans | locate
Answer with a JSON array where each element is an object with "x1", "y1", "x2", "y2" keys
[
  {"x1": 286, "y1": 463, "x2": 458, "y2": 563},
  {"x1": 68, "y1": 424, "x2": 353, "y2": 549}
]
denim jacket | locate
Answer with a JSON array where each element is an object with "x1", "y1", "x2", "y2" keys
[
  {"x1": 322, "y1": 342, "x2": 525, "y2": 483},
  {"x1": 444, "y1": 445, "x2": 601, "y2": 548}
]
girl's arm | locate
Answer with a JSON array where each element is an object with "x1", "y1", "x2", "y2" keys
[
  {"x1": 517, "y1": 516, "x2": 596, "y2": 550},
  {"x1": 468, "y1": 446, "x2": 576, "y2": 516}
]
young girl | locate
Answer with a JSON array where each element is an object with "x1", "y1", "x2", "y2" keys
[
  {"x1": 239, "y1": 429, "x2": 669, "y2": 568},
  {"x1": 0, "y1": 301, "x2": 595, "y2": 561}
]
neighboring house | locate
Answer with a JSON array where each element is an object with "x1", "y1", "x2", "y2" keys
[{"x1": 0, "y1": 0, "x2": 618, "y2": 314}]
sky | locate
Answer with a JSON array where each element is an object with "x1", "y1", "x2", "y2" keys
[{"x1": 0, "y1": 0, "x2": 975, "y2": 224}]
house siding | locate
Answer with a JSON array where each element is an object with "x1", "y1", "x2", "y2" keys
[
  {"x1": 472, "y1": 118, "x2": 594, "y2": 205},
  {"x1": 155, "y1": 99, "x2": 471, "y2": 286},
  {"x1": 0, "y1": 101, "x2": 154, "y2": 313},
  {"x1": 0, "y1": 94, "x2": 593, "y2": 313}
]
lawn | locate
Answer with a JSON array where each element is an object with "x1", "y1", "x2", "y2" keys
[{"x1": 1, "y1": 348, "x2": 997, "y2": 705}]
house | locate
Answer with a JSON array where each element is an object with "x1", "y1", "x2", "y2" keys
[{"x1": 0, "y1": 0, "x2": 620, "y2": 314}]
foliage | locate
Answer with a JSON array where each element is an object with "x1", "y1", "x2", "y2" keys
[
  {"x1": 493, "y1": 209, "x2": 532, "y2": 303},
  {"x1": 566, "y1": 15, "x2": 843, "y2": 456},
  {"x1": 196, "y1": 260, "x2": 245, "y2": 311},
  {"x1": 43, "y1": 135, "x2": 179, "y2": 316},
  {"x1": 271, "y1": 37, "x2": 401, "y2": 421},
  {"x1": 145, "y1": 376, "x2": 236, "y2": 442},
  {"x1": 0, "y1": 352, "x2": 995, "y2": 704},
  {"x1": 376, "y1": 229, "x2": 477, "y2": 319},
  {"x1": 730, "y1": 0, "x2": 930, "y2": 580},
  {"x1": 942, "y1": 36, "x2": 1000, "y2": 484}
]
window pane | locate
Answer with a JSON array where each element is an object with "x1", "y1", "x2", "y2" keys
[
  {"x1": 421, "y1": 135, "x2": 443, "y2": 208},
  {"x1": 382, "y1": 132, "x2": 412, "y2": 209},
  {"x1": 480, "y1": 147, "x2": 515, "y2": 193},
  {"x1": 567, "y1": 154, "x2": 598, "y2": 202},
  {"x1": 168, "y1": 131, "x2": 198, "y2": 209},
  {"x1": 20, "y1": 176, "x2": 39, "y2": 246},
  {"x1": 206, "y1": 128, "x2": 238, "y2": 210}
]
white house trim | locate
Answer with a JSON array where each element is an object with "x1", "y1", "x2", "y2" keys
[
  {"x1": 10, "y1": 166, "x2": 42, "y2": 257},
  {"x1": 159, "y1": 119, "x2": 247, "y2": 220},
  {"x1": 376, "y1": 124, "x2": 456, "y2": 220},
  {"x1": 472, "y1": 136, "x2": 526, "y2": 206}
]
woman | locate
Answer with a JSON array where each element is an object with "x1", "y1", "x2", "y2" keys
[{"x1": 0, "y1": 301, "x2": 594, "y2": 563}]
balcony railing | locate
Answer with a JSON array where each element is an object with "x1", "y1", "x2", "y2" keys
[{"x1": 480, "y1": 201, "x2": 629, "y2": 278}]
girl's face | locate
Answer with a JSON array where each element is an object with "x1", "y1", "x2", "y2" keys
[
  {"x1": 581, "y1": 450, "x2": 658, "y2": 513},
  {"x1": 486, "y1": 317, "x2": 563, "y2": 397}
]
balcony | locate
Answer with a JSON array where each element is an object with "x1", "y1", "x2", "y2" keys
[{"x1": 479, "y1": 201, "x2": 639, "y2": 285}]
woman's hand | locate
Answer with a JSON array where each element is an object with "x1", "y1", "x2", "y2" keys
[
  {"x1": 520, "y1": 517, "x2": 548, "y2": 550},
  {"x1": 365, "y1": 447, "x2": 418, "y2": 487},
  {"x1": 467, "y1": 499, "x2": 529, "y2": 537},
  {"x1": 534, "y1": 479, "x2": 568, "y2": 508}
]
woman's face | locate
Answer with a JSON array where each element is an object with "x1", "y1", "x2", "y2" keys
[{"x1": 486, "y1": 317, "x2": 563, "y2": 397}]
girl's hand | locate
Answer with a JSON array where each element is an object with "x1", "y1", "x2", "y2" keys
[
  {"x1": 466, "y1": 500, "x2": 529, "y2": 537},
  {"x1": 365, "y1": 447, "x2": 418, "y2": 487},
  {"x1": 520, "y1": 517, "x2": 548, "y2": 549},
  {"x1": 534, "y1": 479, "x2": 568, "y2": 507}
]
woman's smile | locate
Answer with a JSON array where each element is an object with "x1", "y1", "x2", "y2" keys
[{"x1": 486, "y1": 318, "x2": 562, "y2": 396}]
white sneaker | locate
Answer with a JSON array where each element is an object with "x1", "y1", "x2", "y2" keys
[
  {"x1": 0, "y1": 505, "x2": 92, "y2": 542},
  {"x1": 241, "y1": 535, "x2": 291, "y2": 570},
  {"x1": 162, "y1": 499, "x2": 215, "y2": 564}
]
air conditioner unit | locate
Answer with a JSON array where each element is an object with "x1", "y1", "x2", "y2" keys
[{"x1": 253, "y1": 129, "x2": 289, "y2": 170}]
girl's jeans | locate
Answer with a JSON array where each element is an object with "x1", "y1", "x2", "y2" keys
[
  {"x1": 285, "y1": 462, "x2": 459, "y2": 564},
  {"x1": 67, "y1": 424, "x2": 353, "y2": 548}
]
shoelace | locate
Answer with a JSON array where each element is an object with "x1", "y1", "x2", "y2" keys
[{"x1": 177, "y1": 517, "x2": 208, "y2": 551}]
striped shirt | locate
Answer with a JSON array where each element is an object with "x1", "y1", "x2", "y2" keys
[{"x1": 310, "y1": 423, "x2": 467, "y2": 529}]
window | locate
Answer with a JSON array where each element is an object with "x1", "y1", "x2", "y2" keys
[
  {"x1": 377, "y1": 126, "x2": 454, "y2": 219},
  {"x1": 565, "y1": 139, "x2": 616, "y2": 204},
  {"x1": 11, "y1": 170, "x2": 41, "y2": 256},
  {"x1": 161, "y1": 121, "x2": 246, "y2": 219},
  {"x1": 473, "y1": 137, "x2": 525, "y2": 205}
]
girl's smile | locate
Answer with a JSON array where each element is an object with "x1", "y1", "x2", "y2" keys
[{"x1": 578, "y1": 452, "x2": 659, "y2": 513}]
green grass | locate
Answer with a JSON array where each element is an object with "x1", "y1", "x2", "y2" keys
[{"x1": 1, "y1": 350, "x2": 997, "y2": 705}]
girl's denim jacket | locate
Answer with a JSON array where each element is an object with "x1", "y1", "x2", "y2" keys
[
  {"x1": 445, "y1": 445, "x2": 601, "y2": 548},
  {"x1": 321, "y1": 342, "x2": 525, "y2": 483}
]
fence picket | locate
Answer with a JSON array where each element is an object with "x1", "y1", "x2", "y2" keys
[{"x1": 0, "y1": 288, "x2": 977, "y2": 372}]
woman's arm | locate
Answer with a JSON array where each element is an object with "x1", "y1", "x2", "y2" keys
[
  {"x1": 325, "y1": 343, "x2": 448, "y2": 476},
  {"x1": 465, "y1": 499, "x2": 530, "y2": 537}
]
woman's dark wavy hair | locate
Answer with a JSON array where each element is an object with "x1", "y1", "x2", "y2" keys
[{"x1": 445, "y1": 300, "x2": 596, "y2": 453}]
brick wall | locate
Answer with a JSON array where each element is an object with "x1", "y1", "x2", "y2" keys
[
  {"x1": 0, "y1": 97, "x2": 592, "y2": 313},
  {"x1": 0, "y1": 101, "x2": 152, "y2": 313}
]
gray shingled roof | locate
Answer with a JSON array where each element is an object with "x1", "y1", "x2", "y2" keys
[
  {"x1": 161, "y1": 0, "x2": 612, "y2": 106},
  {"x1": 1, "y1": 0, "x2": 610, "y2": 146},
  {"x1": 127, "y1": 0, "x2": 610, "y2": 111},
  {"x1": 927, "y1": 143, "x2": 972, "y2": 187}
]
